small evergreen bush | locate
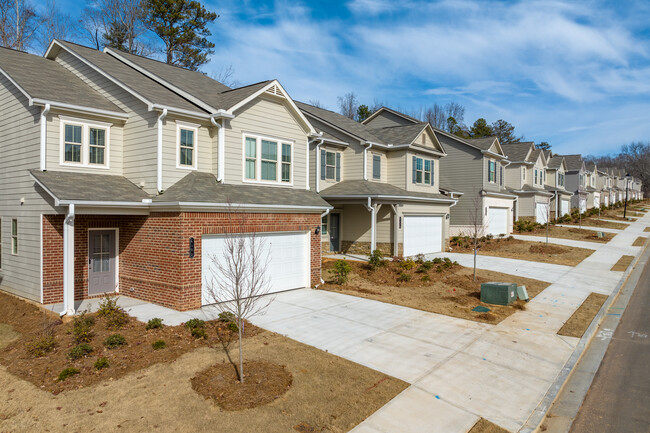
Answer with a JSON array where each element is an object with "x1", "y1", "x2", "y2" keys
[
  {"x1": 94, "y1": 357, "x2": 110, "y2": 370},
  {"x1": 152, "y1": 340, "x2": 166, "y2": 350},
  {"x1": 57, "y1": 367, "x2": 80, "y2": 381},
  {"x1": 145, "y1": 318, "x2": 164, "y2": 330},
  {"x1": 104, "y1": 334, "x2": 127, "y2": 349},
  {"x1": 67, "y1": 343, "x2": 93, "y2": 360},
  {"x1": 333, "y1": 260, "x2": 352, "y2": 284}
]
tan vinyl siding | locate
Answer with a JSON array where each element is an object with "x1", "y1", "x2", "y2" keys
[
  {"x1": 517, "y1": 195, "x2": 536, "y2": 217},
  {"x1": 505, "y1": 164, "x2": 523, "y2": 190},
  {"x1": 398, "y1": 203, "x2": 450, "y2": 248},
  {"x1": 405, "y1": 152, "x2": 440, "y2": 194},
  {"x1": 386, "y1": 150, "x2": 407, "y2": 189},
  {"x1": 339, "y1": 204, "x2": 393, "y2": 244},
  {"x1": 0, "y1": 75, "x2": 61, "y2": 302},
  {"x1": 367, "y1": 150, "x2": 388, "y2": 183},
  {"x1": 224, "y1": 96, "x2": 308, "y2": 188}
]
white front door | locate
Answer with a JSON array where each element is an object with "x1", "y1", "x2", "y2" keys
[
  {"x1": 561, "y1": 200, "x2": 570, "y2": 216},
  {"x1": 403, "y1": 215, "x2": 443, "y2": 257},
  {"x1": 486, "y1": 207, "x2": 509, "y2": 236},
  {"x1": 536, "y1": 202, "x2": 549, "y2": 224},
  {"x1": 201, "y1": 231, "x2": 310, "y2": 305}
]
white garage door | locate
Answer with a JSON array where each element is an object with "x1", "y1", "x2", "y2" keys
[
  {"x1": 604, "y1": 195, "x2": 609, "y2": 207},
  {"x1": 486, "y1": 207, "x2": 509, "y2": 236},
  {"x1": 594, "y1": 194, "x2": 600, "y2": 208},
  {"x1": 536, "y1": 202, "x2": 549, "y2": 224},
  {"x1": 561, "y1": 200, "x2": 570, "y2": 216},
  {"x1": 201, "y1": 231, "x2": 310, "y2": 305},
  {"x1": 403, "y1": 215, "x2": 443, "y2": 257}
]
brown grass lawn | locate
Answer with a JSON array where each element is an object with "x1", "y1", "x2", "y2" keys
[
  {"x1": 645, "y1": 227, "x2": 650, "y2": 233},
  {"x1": 522, "y1": 226, "x2": 614, "y2": 243},
  {"x1": 453, "y1": 238, "x2": 593, "y2": 266},
  {"x1": 633, "y1": 236, "x2": 648, "y2": 247},
  {"x1": 611, "y1": 255, "x2": 635, "y2": 271},
  {"x1": 0, "y1": 292, "x2": 407, "y2": 433},
  {"x1": 321, "y1": 259, "x2": 550, "y2": 325},
  {"x1": 468, "y1": 418, "x2": 510, "y2": 433},
  {"x1": 557, "y1": 293, "x2": 608, "y2": 338},
  {"x1": 562, "y1": 218, "x2": 629, "y2": 230}
]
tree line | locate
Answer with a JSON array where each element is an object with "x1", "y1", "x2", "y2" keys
[
  {"x1": 0, "y1": 0, "x2": 218, "y2": 71},
  {"x1": 585, "y1": 142, "x2": 650, "y2": 195}
]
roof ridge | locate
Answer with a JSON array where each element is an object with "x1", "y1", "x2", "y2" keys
[{"x1": 219, "y1": 80, "x2": 272, "y2": 94}]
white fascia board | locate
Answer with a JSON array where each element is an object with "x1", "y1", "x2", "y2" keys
[
  {"x1": 104, "y1": 48, "x2": 219, "y2": 114},
  {"x1": 150, "y1": 104, "x2": 212, "y2": 120},
  {"x1": 58, "y1": 200, "x2": 151, "y2": 207},
  {"x1": 407, "y1": 144, "x2": 446, "y2": 157},
  {"x1": 33, "y1": 99, "x2": 128, "y2": 120},
  {"x1": 321, "y1": 137, "x2": 349, "y2": 147},
  {"x1": 151, "y1": 202, "x2": 332, "y2": 212},
  {"x1": 482, "y1": 190, "x2": 518, "y2": 199},
  {"x1": 322, "y1": 194, "x2": 457, "y2": 204},
  {"x1": 0, "y1": 66, "x2": 33, "y2": 104},
  {"x1": 482, "y1": 149, "x2": 507, "y2": 159}
]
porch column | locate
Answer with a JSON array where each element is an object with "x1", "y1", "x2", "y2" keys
[
  {"x1": 63, "y1": 204, "x2": 75, "y2": 316},
  {"x1": 365, "y1": 197, "x2": 377, "y2": 253},
  {"x1": 389, "y1": 204, "x2": 399, "y2": 256}
]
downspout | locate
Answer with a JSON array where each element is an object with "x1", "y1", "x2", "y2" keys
[
  {"x1": 363, "y1": 142, "x2": 374, "y2": 181},
  {"x1": 61, "y1": 203, "x2": 75, "y2": 316},
  {"x1": 211, "y1": 116, "x2": 225, "y2": 183},
  {"x1": 315, "y1": 138, "x2": 324, "y2": 193},
  {"x1": 40, "y1": 103, "x2": 50, "y2": 171},
  {"x1": 364, "y1": 197, "x2": 376, "y2": 252},
  {"x1": 156, "y1": 108, "x2": 168, "y2": 193}
]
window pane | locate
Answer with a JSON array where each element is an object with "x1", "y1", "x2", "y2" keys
[
  {"x1": 261, "y1": 161, "x2": 276, "y2": 180},
  {"x1": 245, "y1": 137, "x2": 256, "y2": 158},
  {"x1": 321, "y1": 216, "x2": 328, "y2": 235},
  {"x1": 424, "y1": 171, "x2": 431, "y2": 184},
  {"x1": 416, "y1": 171, "x2": 423, "y2": 184},
  {"x1": 89, "y1": 128, "x2": 105, "y2": 146},
  {"x1": 424, "y1": 160, "x2": 430, "y2": 171},
  {"x1": 65, "y1": 125, "x2": 81, "y2": 143},
  {"x1": 415, "y1": 158, "x2": 423, "y2": 171},
  {"x1": 261, "y1": 140, "x2": 277, "y2": 161},
  {"x1": 11, "y1": 219, "x2": 17, "y2": 236},
  {"x1": 245, "y1": 159, "x2": 256, "y2": 179},
  {"x1": 180, "y1": 129, "x2": 194, "y2": 147},
  {"x1": 65, "y1": 143, "x2": 81, "y2": 162},
  {"x1": 282, "y1": 163, "x2": 291, "y2": 182},
  {"x1": 180, "y1": 147, "x2": 193, "y2": 166},
  {"x1": 326, "y1": 152, "x2": 335, "y2": 166},
  {"x1": 282, "y1": 143, "x2": 291, "y2": 163},
  {"x1": 89, "y1": 146, "x2": 105, "y2": 165},
  {"x1": 326, "y1": 166, "x2": 335, "y2": 179}
]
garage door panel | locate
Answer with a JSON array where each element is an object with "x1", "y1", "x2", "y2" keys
[
  {"x1": 202, "y1": 232, "x2": 309, "y2": 305},
  {"x1": 486, "y1": 207, "x2": 508, "y2": 236},
  {"x1": 403, "y1": 215, "x2": 442, "y2": 257}
]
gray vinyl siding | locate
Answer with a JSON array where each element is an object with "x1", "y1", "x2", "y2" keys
[
  {"x1": 564, "y1": 172, "x2": 581, "y2": 193},
  {"x1": 224, "y1": 96, "x2": 309, "y2": 188},
  {"x1": 436, "y1": 134, "x2": 483, "y2": 226},
  {"x1": 53, "y1": 49, "x2": 159, "y2": 193},
  {"x1": 364, "y1": 111, "x2": 414, "y2": 128},
  {"x1": 0, "y1": 75, "x2": 61, "y2": 302},
  {"x1": 505, "y1": 164, "x2": 523, "y2": 190}
]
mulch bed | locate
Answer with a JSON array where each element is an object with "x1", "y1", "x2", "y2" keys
[
  {"x1": 523, "y1": 226, "x2": 614, "y2": 243},
  {"x1": 557, "y1": 293, "x2": 608, "y2": 338},
  {"x1": 644, "y1": 227, "x2": 650, "y2": 232},
  {"x1": 191, "y1": 360, "x2": 292, "y2": 410},
  {"x1": 632, "y1": 237, "x2": 648, "y2": 247},
  {"x1": 0, "y1": 291, "x2": 259, "y2": 394},
  {"x1": 563, "y1": 218, "x2": 629, "y2": 230},
  {"x1": 611, "y1": 255, "x2": 635, "y2": 271}
]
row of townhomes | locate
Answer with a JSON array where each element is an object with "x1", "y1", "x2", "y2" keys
[{"x1": 0, "y1": 40, "x2": 644, "y2": 313}]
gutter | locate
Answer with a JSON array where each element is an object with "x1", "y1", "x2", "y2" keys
[
  {"x1": 40, "y1": 103, "x2": 50, "y2": 171},
  {"x1": 322, "y1": 194, "x2": 458, "y2": 204},
  {"x1": 156, "y1": 108, "x2": 168, "y2": 192},
  {"x1": 33, "y1": 99, "x2": 128, "y2": 120},
  {"x1": 363, "y1": 197, "x2": 376, "y2": 251}
]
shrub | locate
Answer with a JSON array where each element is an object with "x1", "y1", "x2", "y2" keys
[
  {"x1": 68, "y1": 343, "x2": 93, "y2": 360},
  {"x1": 397, "y1": 272, "x2": 411, "y2": 282},
  {"x1": 94, "y1": 357, "x2": 110, "y2": 370},
  {"x1": 152, "y1": 340, "x2": 166, "y2": 350},
  {"x1": 72, "y1": 311, "x2": 95, "y2": 344},
  {"x1": 145, "y1": 318, "x2": 164, "y2": 330},
  {"x1": 104, "y1": 334, "x2": 127, "y2": 349},
  {"x1": 58, "y1": 367, "x2": 80, "y2": 382},
  {"x1": 218, "y1": 312, "x2": 235, "y2": 322},
  {"x1": 185, "y1": 318, "x2": 206, "y2": 329},
  {"x1": 368, "y1": 249, "x2": 386, "y2": 270},
  {"x1": 432, "y1": 257, "x2": 442, "y2": 264},
  {"x1": 420, "y1": 260, "x2": 434, "y2": 271},
  {"x1": 400, "y1": 259, "x2": 416, "y2": 270},
  {"x1": 97, "y1": 294, "x2": 129, "y2": 330},
  {"x1": 27, "y1": 336, "x2": 57, "y2": 357},
  {"x1": 414, "y1": 253, "x2": 426, "y2": 264},
  {"x1": 191, "y1": 327, "x2": 207, "y2": 339},
  {"x1": 333, "y1": 259, "x2": 352, "y2": 284},
  {"x1": 421, "y1": 275, "x2": 431, "y2": 282}
]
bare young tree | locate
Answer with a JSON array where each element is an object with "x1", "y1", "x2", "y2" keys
[
  {"x1": 466, "y1": 189, "x2": 486, "y2": 281},
  {"x1": 337, "y1": 91, "x2": 359, "y2": 120},
  {"x1": 210, "y1": 64, "x2": 239, "y2": 88},
  {"x1": 0, "y1": 0, "x2": 41, "y2": 51},
  {"x1": 204, "y1": 208, "x2": 273, "y2": 383},
  {"x1": 36, "y1": 0, "x2": 74, "y2": 52},
  {"x1": 308, "y1": 99, "x2": 324, "y2": 108}
]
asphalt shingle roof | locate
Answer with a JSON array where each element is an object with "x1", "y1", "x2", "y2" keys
[
  {"x1": 55, "y1": 41, "x2": 205, "y2": 113},
  {"x1": 368, "y1": 123, "x2": 428, "y2": 145},
  {"x1": 560, "y1": 154, "x2": 584, "y2": 171},
  {"x1": 30, "y1": 170, "x2": 150, "y2": 202},
  {"x1": 501, "y1": 142, "x2": 534, "y2": 162},
  {"x1": 320, "y1": 179, "x2": 453, "y2": 202},
  {"x1": 547, "y1": 155, "x2": 564, "y2": 170},
  {"x1": 0, "y1": 47, "x2": 122, "y2": 113},
  {"x1": 155, "y1": 172, "x2": 330, "y2": 208},
  {"x1": 296, "y1": 101, "x2": 384, "y2": 143},
  {"x1": 465, "y1": 136, "x2": 497, "y2": 151}
]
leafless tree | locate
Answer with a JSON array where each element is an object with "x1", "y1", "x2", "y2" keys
[
  {"x1": 36, "y1": 0, "x2": 74, "y2": 52},
  {"x1": 337, "y1": 91, "x2": 359, "y2": 120},
  {"x1": 210, "y1": 64, "x2": 239, "y2": 88},
  {"x1": 308, "y1": 99, "x2": 324, "y2": 108},
  {"x1": 465, "y1": 189, "x2": 486, "y2": 281},
  {"x1": 0, "y1": 0, "x2": 41, "y2": 51},
  {"x1": 203, "y1": 208, "x2": 273, "y2": 383}
]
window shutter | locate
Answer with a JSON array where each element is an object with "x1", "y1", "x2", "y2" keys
[
  {"x1": 430, "y1": 159, "x2": 435, "y2": 185},
  {"x1": 412, "y1": 156, "x2": 417, "y2": 183},
  {"x1": 320, "y1": 149, "x2": 326, "y2": 180},
  {"x1": 336, "y1": 153, "x2": 341, "y2": 181}
]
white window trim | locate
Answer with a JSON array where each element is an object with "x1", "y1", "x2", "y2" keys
[
  {"x1": 324, "y1": 149, "x2": 340, "y2": 181},
  {"x1": 59, "y1": 116, "x2": 111, "y2": 169},
  {"x1": 372, "y1": 153, "x2": 381, "y2": 180},
  {"x1": 488, "y1": 160, "x2": 496, "y2": 183},
  {"x1": 11, "y1": 218, "x2": 18, "y2": 256},
  {"x1": 176, "y1": 121, "x2": 199, "y2": 170},
  {"x1": 241, "y1": 132, "x2": 294, "y2": 186}
]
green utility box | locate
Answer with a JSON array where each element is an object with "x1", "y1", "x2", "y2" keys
[{"x1": 480, "y1": 282, "x2": 517, "y2": 306}]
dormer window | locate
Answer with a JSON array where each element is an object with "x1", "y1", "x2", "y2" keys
[{"x1": 60, "y1": 117, "x2": 110, "y2": 168}]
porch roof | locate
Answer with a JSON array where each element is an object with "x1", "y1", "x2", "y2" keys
[
  {"x1": 30, "y1": 169, "x2": 151, "y2": 204},
  {"x1": 507, "y1": 184, "x2": 554, "y2": 196},
  {"x1": 544, "y1": 185, "x2": 572, "y2": 195},
  {"x1": 320, "y1": 179, "x2": 456, "y2": 203}
]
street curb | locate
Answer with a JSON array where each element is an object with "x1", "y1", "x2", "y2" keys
[{"x1": 519, "y1": 239, "x2": 649, "y2": 433}]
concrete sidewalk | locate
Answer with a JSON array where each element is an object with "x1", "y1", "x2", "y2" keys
[{"x1": 511, "y1": 235, "x2": 600, "y2": 250}]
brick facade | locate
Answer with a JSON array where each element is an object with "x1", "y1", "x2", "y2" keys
[{"x1": 42, "y1": 212, "x2": 321, "y2": 311}]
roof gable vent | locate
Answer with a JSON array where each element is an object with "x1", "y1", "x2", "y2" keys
[{"x1": 265, "y1": 84, "x2": 285, "y2": 98}]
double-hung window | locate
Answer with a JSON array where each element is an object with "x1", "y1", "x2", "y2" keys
[
  {"x1": 499, "y1": 166, "x2": 503, "y2": 186},
  {"x1": 321, "y1": 216, "x2": 328, "y2": 235},
  {"x1": 412, "y1": 156, "x2": 434, "y2": 185},
  {"x1": 177, "y1": 123, "x2": 198, "y2": 169},
  {"x1": 244, "y1": 134, "x2": 293, "y2": 184},
  {"x1": 372, "y1": 154, "x2": 381, "y2": 180},
  {"x1": 11, "y1": 219, "x2": 17, "y2": 255},
  {"x1": 534, "y1": 169, "x2": 538, "y2": 185},
  {"x1": 321, "y1": 149, "x2": 341, "y2": 181},
  {"x1": 488, "y1": 160, "x2": 496, "y2": 183},
  {"x1": 522, "y1": 166, "x2": 526, "y2": 180},
  {"x1": 61, "y1": 117, "x2": 110, "y2": 168}
]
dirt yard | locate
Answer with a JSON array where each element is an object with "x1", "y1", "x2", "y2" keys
[
  {"x1": 557, "y1": 293, "x2": 608, "y2": 338},
  {"x1": 0, "y1": 292, "x2": 407, "y2": 432},
  {"x1": 562, "y1": 218, "x2": 629, "y2": 230},
  {"x1": 321, "y1": 259, "x2": 549, "y2": 324},
  {"x1": 451, "y1": 238, "x2": 593, "y2": 266},
  {"x1": 523, "y1": 226, "x2": 614, "y2": 243},
  {"x1": 468, "y1": 418, "x2": 510, "y2": 433},
  {"x1": 645, "y1": 227, "x2": 650, "y2": 233},
  {"x1": 633, "y1": 236, "x2": 648, "y2": 246},
  {"x1": 611, "y1": 255, "x2": 635, "y2": 271}
]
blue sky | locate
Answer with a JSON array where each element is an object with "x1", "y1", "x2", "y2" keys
[{"x1": 54, "y1": 0, "x2": 650, "y2": 155}]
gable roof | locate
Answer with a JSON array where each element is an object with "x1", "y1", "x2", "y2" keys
[
  {"x1": 0, "y1": 46, "x2": 124, "y2": 116},
  {"x1": 361, "y1": 106, "x2": 420, "y2": 125},
  {"x1": 547, "y1": 155, "x2": 565, "y2": 170},
  {"x1": 560, "y1": 154, "x2": 584, "y2": 171},
  {"x1": 501, "y1": 142, "x2": 534, "y2": 162},
  {"x1": 586, "y1": 162, "x2": 597, "y2": 172},
  {"x1": 368, "y1": 122, "x2": 429, "y2": 145}
]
